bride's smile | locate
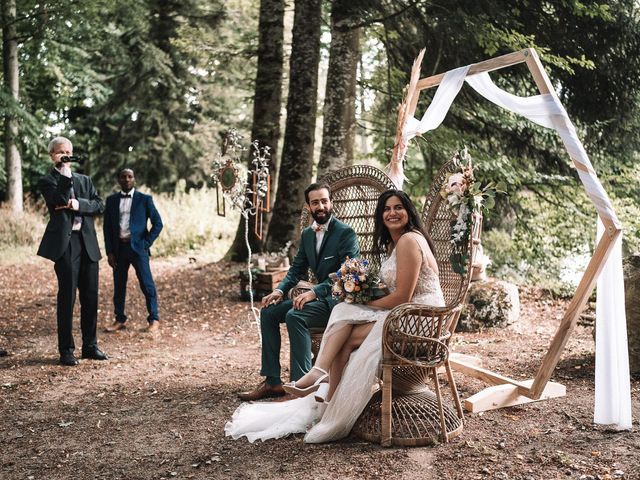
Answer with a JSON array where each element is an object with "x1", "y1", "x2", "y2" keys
[{"x1": 382, "y1": 196, "x2": 408, "y2": 232}]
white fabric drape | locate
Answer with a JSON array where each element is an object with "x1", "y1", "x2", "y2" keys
[
  {"x1": 595, "y1": 218, "x2": 632, "y2": 429},
  {"x1": 400, "y1": 67, "x2": 631, "y2": 430},
  {"x1": 402, "y1": 65, "x2": 470, "y2": 141}
]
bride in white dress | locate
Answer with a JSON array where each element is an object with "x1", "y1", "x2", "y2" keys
[{"x1": 225, "y1": 190, "x2": 445, "y2": 443}]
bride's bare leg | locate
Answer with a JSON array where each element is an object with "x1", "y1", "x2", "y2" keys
[
  {"x1": 326, "y1": 322, "x2": 375, "y2": 401},
  {"x1": 292, "y1": 324, "x2": 354, "y2": 389},
  {"x1": 327, "y1": 346, "x2": 353, "y2": 400}
]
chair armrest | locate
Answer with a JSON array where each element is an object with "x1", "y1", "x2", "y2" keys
[
  {"x1": 381, "y1": 302, "x2": 463, "y2": 366},
  {"x1": 383, "y1": 334, "x2": 449, "y2": 367},
  {"x1": 288, "y1": 280, "x2": 316, "y2": 299}
]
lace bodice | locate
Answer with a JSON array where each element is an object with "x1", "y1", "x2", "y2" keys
[{"x1": 379, "y1": 232, "x2": 443, "y2": 302}]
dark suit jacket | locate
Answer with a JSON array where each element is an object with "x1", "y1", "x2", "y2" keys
[
  {"x1": 103, "y1": 190, "x2": 163, "y2": 257},
  {"x1": 277, "y1": 217, "x2": 359, "y2": 307},
  {"x1": 37, "y1": 169, "x2": 104, "y2": 262}
]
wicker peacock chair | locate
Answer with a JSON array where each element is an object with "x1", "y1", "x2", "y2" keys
[
  {"x1": 291, "y1": 165, "x2": 396, "y2": 357},
  {"x1": 352, "y1": 159, "x2": 482, "y2": 446}
]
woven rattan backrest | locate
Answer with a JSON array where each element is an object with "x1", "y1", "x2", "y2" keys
[
  {"x1": 300, "y1": 165, "x2": 395, "y2": 272},
  {"x1": 421, "y1": 160, "x2": 482, "y2": 308}
]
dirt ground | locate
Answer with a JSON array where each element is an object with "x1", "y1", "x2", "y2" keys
[{"x1": 0, "y1": 257, "x2": 638, "y2": 480}]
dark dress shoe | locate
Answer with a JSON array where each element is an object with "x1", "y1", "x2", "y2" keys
[
  {"x1": 60, "y1": 353, "x2": 79, "y2": 366},
  {"x1": 81, "y1": 347, "x2": 108, "y2": 360},
  {"x1": 237, "y1": 381, "x2": 285, "y2": 401}
]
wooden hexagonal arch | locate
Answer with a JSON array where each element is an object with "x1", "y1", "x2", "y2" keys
[{"x1": 392, "y1": 48, "x2": 624, "y2": 413}]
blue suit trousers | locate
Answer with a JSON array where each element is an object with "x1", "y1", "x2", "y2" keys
[{"x1": 113, "y1": 241, "x2": 159, "y2": 323}]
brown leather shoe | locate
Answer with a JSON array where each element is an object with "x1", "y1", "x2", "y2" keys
[
  {"x1": 105, "y1": 321, "x2": 126, "y2": 332},
  {"x1": 143, "y1": 322, "x2": 160, "y2": 333},
  {"x1": 237, "y1": 381, "x2": 285, "y2": 401}
]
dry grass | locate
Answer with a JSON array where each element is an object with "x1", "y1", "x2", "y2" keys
[
  {"x1": 0, "y1": 203, "x2": 46, "y2": 265},
  {"x1": 0, "y1": 185, "x2": 241, "y2": 265},
  {"x1": 145, "y1": 181, "x2": 241, "y2": 259}
]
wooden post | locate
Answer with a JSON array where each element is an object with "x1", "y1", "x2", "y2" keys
[{"x1": 529, "y1": 224, "x2": 621, "y2": 398}]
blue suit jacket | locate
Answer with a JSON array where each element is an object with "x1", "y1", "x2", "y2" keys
[{"x1": 104, "y1": 190, "x2": 163, "y2": 257}]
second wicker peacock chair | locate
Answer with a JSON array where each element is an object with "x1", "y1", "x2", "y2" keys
[{"x1": 353, "y1": 159, "x2": 482, "y2": 446}]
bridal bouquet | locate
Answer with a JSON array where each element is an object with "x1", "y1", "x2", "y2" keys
[
  {"x1": 330, "y1": 257, "x2": 386, "y2": 304},
  {"x1": 441, "y1": 148, "x2": 500, "y2": 275}
]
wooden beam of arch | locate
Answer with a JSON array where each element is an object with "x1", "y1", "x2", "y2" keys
[{"x1": 399, "y1": 48, "x2": 623, "y2": 411}]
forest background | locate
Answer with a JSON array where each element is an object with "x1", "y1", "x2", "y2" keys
[{"x1": 1, "y1": 0, "x2": 639, "y2": 295}]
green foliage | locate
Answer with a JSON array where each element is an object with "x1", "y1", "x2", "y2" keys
[
  {"x1": 1, "y1": 0, "x2": 257, "y2": 198},
  {"x1": 1, "y1": 0, "x2": 639, "y2": 289},
  {"x1": 359, "y1": 0, "x2": 640, "y2": 288}
]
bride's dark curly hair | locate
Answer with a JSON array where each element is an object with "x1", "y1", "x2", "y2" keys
[{"x1": 373, "y1": 189, "x2": 435, "y2": 256}]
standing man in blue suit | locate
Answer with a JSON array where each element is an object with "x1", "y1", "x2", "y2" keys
[{"x1": 103, "y1": 168, "x2": 163, "y2": 333}]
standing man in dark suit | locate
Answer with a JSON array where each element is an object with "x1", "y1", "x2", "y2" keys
[
  {"x1": 37, "y1": 136, "x2": 107, "y2": 366},
  {"x1": 103, "y1": 168, "x2": 163, "y2": 333},
  {"x1": 238, "y1": 183, "x2": 360, "y2": 400}
]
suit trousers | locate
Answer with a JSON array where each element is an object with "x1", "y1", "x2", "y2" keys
[
  {"x1": 53, "y1": 232, "x2": 99, "y2": 355},
  {"x1": 259, "y1": 298, "x2": 331, "y2": 384},
  {"x1": 113, "y1": 241, "x2": 159, "y2": 323}
]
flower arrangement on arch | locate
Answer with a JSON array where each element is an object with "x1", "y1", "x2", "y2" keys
[
  {"x1": 440, "y1": 148, "x2": 500, "y2": 275},
  {"x1": 330, "y1": 257, "x2": 386, "y2": 304}
]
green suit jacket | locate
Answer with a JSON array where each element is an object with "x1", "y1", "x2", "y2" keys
[{"x1": 277, "y1": 217, "x2": 359, "y2": 307}]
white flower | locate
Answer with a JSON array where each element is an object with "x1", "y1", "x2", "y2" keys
[
  {"x1": 344, "y1": 280, "x2": 356, "y2": 293},
  {"x1": 446, "y1": 173, "x2": 466, "y2": 195}
]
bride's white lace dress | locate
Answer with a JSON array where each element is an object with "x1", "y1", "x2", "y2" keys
[{"x1": 225, "y1": 232, "x2": 445, "y2": 443}]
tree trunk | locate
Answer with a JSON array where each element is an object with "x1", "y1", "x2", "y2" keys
[
  {"x1": 227, "y1": 0, "x2": 284, "y2": 261},
  {"x1": 317, "y1": 2, "x2": 360, "y2": 178},
  {"x1": 266, "y1": 0, "x2": 322, "y2": 251},
  {"x1": 2, "y1": 0, "x2": 23, "y2": 214}
]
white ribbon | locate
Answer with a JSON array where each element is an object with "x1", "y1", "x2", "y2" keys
[{"x1": 401, "y1": 66, "x2": 631, "y2": 430}]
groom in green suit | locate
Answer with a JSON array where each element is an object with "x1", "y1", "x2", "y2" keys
[{"x1": 238, "y1": 183, "x2": 359, "y2": 401}]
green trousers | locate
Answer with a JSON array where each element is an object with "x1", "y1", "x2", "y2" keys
[{"x1": 259, "y1": 297, "x2": 331, "y2": 385}]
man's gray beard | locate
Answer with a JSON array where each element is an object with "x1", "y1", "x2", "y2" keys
[{"x1": 311, "y1": 211, "x2": 332, "y2": 224}]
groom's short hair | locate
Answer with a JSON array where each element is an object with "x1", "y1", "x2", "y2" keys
[{"x1": 304, "y1": 183, "x2": 332, "y2": 205}]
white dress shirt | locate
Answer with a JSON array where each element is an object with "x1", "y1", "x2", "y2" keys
[
  {"x1": 313, "y1": 216, "x2": 332, "y2": 254},
  {"x1": 119, "y1": 188, "x2": 135, "y2": 239},
  {"x1": 56, "y1": 165, "x2": 82, "y2": 230}
]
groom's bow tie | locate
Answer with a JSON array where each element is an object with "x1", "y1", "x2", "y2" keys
[
  {"x1": 311, "y1": 222, "x2": 328, "y2": 233},
  {"x1": 121, "y1": 193, "x2": 132, "y2": 198}
]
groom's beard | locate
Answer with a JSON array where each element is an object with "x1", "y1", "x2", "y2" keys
[{"x1": 311, "y1": 208, "x2": 332, "y2": 224}]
